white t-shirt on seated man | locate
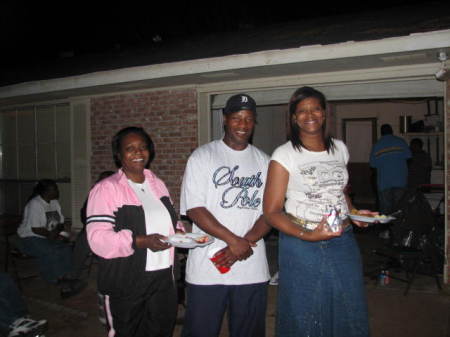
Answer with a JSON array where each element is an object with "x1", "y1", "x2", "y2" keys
[{"x1": 17, "y1": 195, "x2": 64, "y2": 238}]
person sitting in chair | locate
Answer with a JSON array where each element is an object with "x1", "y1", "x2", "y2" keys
[{"x1": 16, "y1": 179, "x2": 86, "y2": 299}]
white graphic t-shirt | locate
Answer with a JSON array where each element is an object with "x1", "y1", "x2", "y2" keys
[
  {"x1": 17, "y1": 195, "x2": 64, "y2": 238},
  {"x1": 271, "y1": 139, "x2": 350, "y2": 228},
  {"x1": 180, "y1": 139, "x2": 270, "y2": 285}
]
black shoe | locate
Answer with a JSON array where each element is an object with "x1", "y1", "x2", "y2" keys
[
  {"x1": 57, "y1": 275, "x2": 81, "y2": 286},
  {"x1": 56, "y1": 275, "x2": 70, "y2": 284},
  {"x1": 11, "y1": 249, "x2": 32, "y2": 259},
  {"x1": 60, "y1": 280, "x2": 87, "y2": 299}
]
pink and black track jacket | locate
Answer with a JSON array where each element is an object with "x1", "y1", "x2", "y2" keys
[{"x1": 86, "y1": 169, "x2": 178, "y2": 297}]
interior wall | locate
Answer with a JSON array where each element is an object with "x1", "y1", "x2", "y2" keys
[
  {"x1": 334, "y1": 99, "x2": 443, "y2": 139},
  {"x1": 327, "y1": 98, "x2": 445, "y2": 210},
  {"x1": 333, "y1": 99, "x2": 444, "y2": 182},
  {"x1": 252, "y1": 105, "x2": 288, "y2": 156}
]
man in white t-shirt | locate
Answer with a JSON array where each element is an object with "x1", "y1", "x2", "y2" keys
[
  {"x1": 180, "y1": 93, "x2": 271, "y2": 337},
  {"x1": 16, "y1": 179, "x2": 87, "y2": 299}
]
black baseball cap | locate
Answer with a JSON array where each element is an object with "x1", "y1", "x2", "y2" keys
[{"x1": 223, "y1": 93, "x2": 256, "y2": 115}]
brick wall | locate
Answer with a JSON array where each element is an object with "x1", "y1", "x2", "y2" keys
[{"x1": 90, "y1": 88, "x2": 198, "y2": 211}]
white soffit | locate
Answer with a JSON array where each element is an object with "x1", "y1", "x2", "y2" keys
[
  {"x1": 0, "y1": 29, "x2": 449, "y2": 101},
  {"x1": 211, "y1": 79, "x2": 445, "y2": 108}
]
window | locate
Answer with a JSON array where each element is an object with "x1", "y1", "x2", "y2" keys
[{"x1": 0, "y1": 103, "x2": 71, "y2": 215}]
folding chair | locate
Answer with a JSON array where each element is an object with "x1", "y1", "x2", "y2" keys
[{"x1": 371, "y1": 188, "x2": 443, "y2": 295}]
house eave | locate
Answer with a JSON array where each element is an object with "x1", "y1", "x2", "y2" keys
[{"x1": 0, "y1": 29, "x2": 449, "y2": 106}]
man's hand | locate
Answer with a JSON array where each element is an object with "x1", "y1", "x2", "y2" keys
[
  {"x1": 227, "y1": 236, "x2": 256, "y2": 260},
  {"x1": 212, "y1": 247, "x2": 238, "y2": 268},
  {"x1": 186, "y1": 207, "x2": 258, "y2": 260}
]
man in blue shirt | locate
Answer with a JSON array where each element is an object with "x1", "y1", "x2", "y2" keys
[{"x1": 370, "y1": 124, "x2": 411, "y2": 214}]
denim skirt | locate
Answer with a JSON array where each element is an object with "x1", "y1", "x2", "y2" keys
[{"x1": 276, "y1": 227, "x2": 369, "y2": 337}]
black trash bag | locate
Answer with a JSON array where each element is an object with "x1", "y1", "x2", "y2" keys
[{"x1": 389, "y1": 188, "x2": 434, "y2": 249}]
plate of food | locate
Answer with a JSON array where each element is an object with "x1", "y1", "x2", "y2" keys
[
  {"x1": 165, "y1": 233, "x2": 214, "y2": 249},
  {"x1": 349, "y1": 211, "x2": 395, "y2": 224}
]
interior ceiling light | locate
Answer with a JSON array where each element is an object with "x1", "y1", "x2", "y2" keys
[{"x1": 435, "y1": 51, "x2": 449, "y2": 81}]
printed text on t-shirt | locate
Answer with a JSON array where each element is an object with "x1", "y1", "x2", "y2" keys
[{"x1": 212, "y1": 165, "x2": 263, "y2": 209}]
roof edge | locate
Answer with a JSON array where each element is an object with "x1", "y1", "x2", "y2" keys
[{"x1": 1, "y1": 29, "x2": 449, "y2": 100}]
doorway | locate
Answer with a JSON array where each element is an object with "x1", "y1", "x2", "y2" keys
[{"x1": 343, "y1": 118, "x2": 378, "y2": 207}]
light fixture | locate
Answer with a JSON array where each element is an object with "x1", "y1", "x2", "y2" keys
[{"x1": 435, "y1": 51, "x2": 449, "y2": 81}]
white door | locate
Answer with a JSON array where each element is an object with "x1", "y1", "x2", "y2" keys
[
  {"x1": 343, "y1": 118, "x2": 377, "y2": 206},
  {"x1": 344, "y1": 120, "x2": 374, "y2": 163}
]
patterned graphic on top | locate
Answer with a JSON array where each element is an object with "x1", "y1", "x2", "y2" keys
[
  {"x1": 45, "y1": 210, "x2": 61, "y2": 230},
  {"x1": 293, "y1": 161, "x2": 348, "y2": 222}
]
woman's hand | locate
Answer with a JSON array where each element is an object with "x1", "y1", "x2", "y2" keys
[
  {"x1": 305, "y1": 217, "x2": 343, "y2": 242},
  {"x1": 137, "y1": 234, "x2": 171, "y2": 252},
  {"x1": 350, "y1": 209, "x2": 379, "y2": 228}
]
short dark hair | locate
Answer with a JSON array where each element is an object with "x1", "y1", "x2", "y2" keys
[
  {"x1": 111, "y1": 127, "x2": 155, "y2": 168},
  {"x1": 288, "y1": 86, "x2": 335, "y2": 153},
  {"x1": 410, "y1": 138, "x2": 423, "y2": 149},
  {"x1": 380, "y1": 124, "x2": 393, "y2": 135},
  {"x1": 28, "y1": 179, "x2": 58, "y2": 202}
]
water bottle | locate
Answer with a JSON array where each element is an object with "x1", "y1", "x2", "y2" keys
[
  {"x1": 326, "y1": 206, "x2": 342, "y2": 233},
  {"x1": 378, "y1": 270, "x2": 386, "y2": 286},
  {"x1": 384, "y1": 270, "x2": 390, "y2": 285},
  {"x1": 402, "y1": 230, "x2": 414, "y2": 247}
]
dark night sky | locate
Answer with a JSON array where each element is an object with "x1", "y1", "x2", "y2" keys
[{"x1": 0, "y1": 1, "x2": 445, "y2": 68}]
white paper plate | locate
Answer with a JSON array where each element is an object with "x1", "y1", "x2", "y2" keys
[
  {"x1": 349, "y1": 214, "x2": 395, "y2": 224},
  {"x1": 165, "y1": 233, "x2": 214, "y2": 249}
]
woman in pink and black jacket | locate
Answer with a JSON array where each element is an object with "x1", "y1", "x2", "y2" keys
[{"x1": 86, "y1": 126, "x2": 179, "y2": 337}]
